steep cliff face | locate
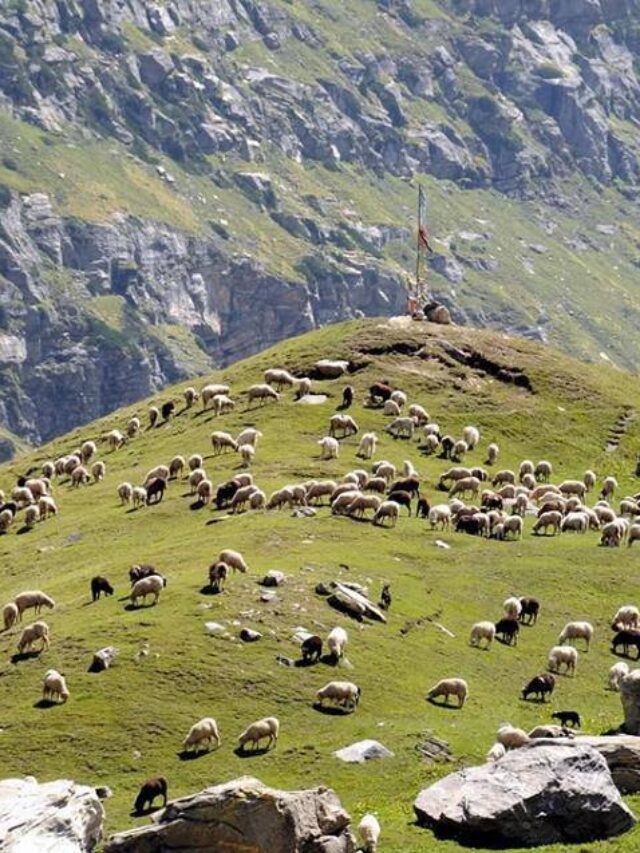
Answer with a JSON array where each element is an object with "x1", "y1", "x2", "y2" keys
[{"x1": 1, "y1": 0, "x2": 640, "y2": 443}]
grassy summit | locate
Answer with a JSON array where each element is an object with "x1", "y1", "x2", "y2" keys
[{"x1": 1, "y1": 317, "x2": 640, "y2": 851}]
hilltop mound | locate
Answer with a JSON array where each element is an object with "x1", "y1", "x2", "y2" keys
[{"x1": 1, "y1": 318, "x2": 640, "y2": 852}]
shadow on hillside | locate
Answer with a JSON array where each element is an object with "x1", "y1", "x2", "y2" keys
[
  {"x1": 16, "y1": 525, "x2": 32, "y2": 535},
  {"x1": 426, "y1": 698, "x2": 463, "y2": 711},
  {"x1": 234, "y1": 745, "x2": 272, "y2": 758},
  {"x1": 205, "y1": 518, "x2": 225, "y2": 526},
  {"x1": 294, "y1": 657, "x2": 321, "y2": 668},
  {"x1": 199, "y1": 585, "x2": 223, "y2": 596},
  {"x1": 124, "y1": 603, "x2": 157, "y2": 612},
  {"x1": 312, "y1": 703, "x2": 354, "y2": 716},
  {"x1": 190, "y1": 500, "x2": 206, "y2": 511},
  {"x1": 125, "y1": 507, "x2": 142, "y2": 514},
  {"x1": 11, "y1": 651, "x2": 41, "y2": 664},
  {"x1": 177, "y1": 749, "x2": 211, "y2": 762},
  {"x1": 33, "y1": 698, "x2": 60, "y2": 709}
]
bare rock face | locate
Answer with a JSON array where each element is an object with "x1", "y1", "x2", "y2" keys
[
  {"x1": 414, "y1": 742, "x2": 636, "y2": 846},
  {"x1": 0, "y1": 777, "x2": 104, "y2": 851},
  {"x1": 104, "y1": 776, "x2": 356, "y2": 853},
  {"x1": 621, "y1": 668, "x2": 640, "y2": 734},
  {"x1": 576, "y1": 736, "x2": 640, "y2": 793}
]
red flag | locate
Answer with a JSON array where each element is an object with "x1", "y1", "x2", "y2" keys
[{"x1": 418, "y1": 225, "x2": 433, "y2": 253}]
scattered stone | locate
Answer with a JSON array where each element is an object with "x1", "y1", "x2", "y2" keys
[
  {"x1": 434, "y1": 540, "x2": 451, "y2": 549},
  {"x1": 415, "y1": 734, "x2": 453, "y2": 764},
  {"x1": 296, "y1": 394, "x2": 328, "y2": 405},
  {"x1": 414, "y1": 742, "x2": 635, "y2": 846},
  {"x1": 292, "y1": 507, "x2": 317, "y2": 518},
  {"x1": 261, "y1": 570, "x2": 285, "y2": 587},
  {"x1": 239, "y1": 628, "x2": 262, "y2": 643},
  {"x1": 0, "y1": 777, "x2": 104, "y2": 852},
  {"x1": 334, "y1": 740, "x2": 394, "y2": 763},
  {"x1": 260, "y1": 591, "x2": 277, "y2": 603},
  {"x1": 276, "y1": 655, "x2": 295, "y2": 667}
]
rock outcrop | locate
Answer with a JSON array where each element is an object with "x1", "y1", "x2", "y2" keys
[
  {"x1": 0, "y1": 777, "x2": 104, "y2": 851},
  {"x1": 104, "y1": 776, "x2": 356, "y2": 853},
  {"x1": 414, "y1": 741, "x2": 636, "y2": 846}
]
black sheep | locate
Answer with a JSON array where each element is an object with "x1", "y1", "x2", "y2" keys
[
  {"x1": 388, "y1": 476, "x2": 420, "y2": 497},
  {"x1": 91, "y1": 576, "x2": 114, "y2": 602},
  {"x1": 301, "y1": 635, "x2": 323, "y2": 663},
  {"x1": 387, "y1": 490, "x2": 412, "y2": 516},
  {"x1": 134, "y1": 776, "x2": 167, "y2": 815},
  {"x1": 495, "y1": 617, "x2": 520, "y2": 645},
  {"x1": 521, "y1": 672, "x2": 555, "y2": 701},
  {"x1": 455, "y1": 515, "x2": 483, "y2": 536},
  {"x1": 215, "y1": 478, "x2": 241, "y2": 510},
  {"x1": 379, "y1": 583, "x2": 391, "y2": 610},
  {"x1": 129, "y1": 564, "x2": 160, "y2": 585},
  {"x1": 519, "y1": 597, "x2": 540, "y2": 625},
  {"x1": 416, "y1": 496, "x2": 430, "y2": 519},
  {"x1": 146, "y1": 477, "x2": 166, "y2": 505},
  {"x1": 341, "y1": 385, "x2": 354, "y2": 408},
  {"x1": 612, "y1": 630, "x2": 640, "y2": 658},
  {"x1": 161, "y1": 401, "x2": 175, "y2": 421},
  {"x1": 551, "y1": 710, "x2": 581, "y2": 728}
]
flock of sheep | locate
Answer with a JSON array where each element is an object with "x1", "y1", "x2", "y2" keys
[{"x1": 2, "y1": 359, "x2": 639, "y2": 853}]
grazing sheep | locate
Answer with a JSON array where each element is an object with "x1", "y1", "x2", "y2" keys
[
  {"x1": 189, "y1": 468, "x2": 206, "y2": 494},
  {"x1": 184, "y1": 387, "x2": 199, "y2": 408},
  {"x1": 519, "y1": 597, "x2": 540, "y2": 624},
  {"x1": 236, "y1": 428, "x2": 263, "y2": 447},
  {"x1": 316, "y1": 681, "x2": 360, "y2": 711},
  {"x1": 295, "y1": 376, "x2": 312, "y2": 399},
  {"x1": 548, "y1": 645, "x2": 578, "y2": 675},
  {"x1": 462, "y1": 426, "x2": 480, "y2": 449},
  {"x1": 497, "y1": 724, "x2": 530, "y2": 750},
  {"x1": 451, "y1": 439, "x2": 468, "y2": 462},
  {"x1": 211, "y1": 431, "x2": 238, "y2": 455},
  {"x1": 318, "y1": 437, "x2": 340, "y2": 460},
  {"x1": 126, "y1": 418, "x2": 140, "y2": 439},
  {"x1": 601, "y1": 476, "x2": 618, "y2": 500},
  {"x1": 14, "y1": 590, "x2": 55, "y2": 620},
  {"x1": 42, "y1": 669, "x2": 69, "y2": 703},
  {"x1": 106, "y1": 430, "x2": 126, "y2": 451},
  {"x1": 561, "y1": 511, "x2": 589, "y2": 534},
  {"x1": 495, "y1": 618, "x2": 520, "y2": 646},
  {"x1": 301, "y1": 635, "x2": 323, "y2": 663},
  {"x1": 17, "y1": 620, "x2": 50, "y2": 653},
  {"x1": 608, "y1": 661, "x2": 630, "y2": 691},
  {"x1": 486, "y1": 742, "x2": 506, "y2": 763},
  {"x1": 327, "y1": 626, "x2": 348, "y2": 660},
  {"x1": 469, "y1": 621, "x2": 495, "y2": 649},
  {"x1": 202, "y1": 383, "x2": 230, "y2": 409},
  {"x1": 12, "y1": 486, "x2": 34, "y2": 506},
  {"x1": 118, "y1": 482, "x2": 133, "y2": 505},
  {"x1": 559, "y1": 621, "x2": 593, "y2": 650},
  {"x1": 169, "y1": 456, "x2": 185, "y2": 479},
  {"x1": 230, "y1": 485, "x2": 259, "y2": 513},
  {"x1": 145, "y1": 478, "x2": 166, "y2": 505},
  {"x1": 249, "y1": 490, "x2": 266, "y2": 510},
  {"x1": 427, "y1": 678, "x2": 468, "y2": 708},
  {"x1": 91, "y1": 576, "x2": 114, "y2": 602},
  {"x1": 409, "y1": 404, "x2": 429, "y2": 424},
  {"x1": 329, "y1": 414, "x2": 359, "y2": 438},
  {"x1": 129, "y1": 564, "x2": 160, "y2": 585},
  {"x1": 307, "y1": 480, "x2": 338, "y2": 504},
  {"x1": 373, "y1": 461, "x2": 396, "y2": 483},
  {"x1": 390, "y1": 389, "x2": 407, "y2": 408},
  {"x1": 208, "y1": 561, "x2": 228, "y2": 592},
  {"x1": 521, "y1": 672, "x2": 556, "y2": 702},
  {"x1": 584, "y1": 470, "x2": 597, "y2": 491},
  {"x1": 533, "y1": 460, "x2": 552, "y2": 482},
  {"x1": 134, "y1": 777, "x2": 167, "y2": 815},
  {"x1": 237, "y1": 716, "x2": 279, "y2": 750},
  {"x1": 503, "y1": 597, "x2": 522, "y2": 619},
  {"x1": 357, "y1": 432, "x2": 378, "y2": 460},
  {"x1": 132, "y1": 487, "x2": 147, "y2": 508},
  {"x1": 518, "y1": 460, "x2": 535, "y2": 482},
  {"x1": 25, "y1": 478, "x2": 48, "y2": 499},
  {"x1": 601, "y1": 519, "x2": 626, "y2": 547},
  {"x1": 386, "y1": 416, "x2": 417, "y2": 439},
  {"x1": 42, "y1": 461, "x2": 55, "y2": 479},
  {"x1": 188, "y1": 454, "x2": 203, "y2": 472},
  {"x1": 268, "y1": 486, "x2": 296, "y2": 511},
  {"x1": 528, "y1": 725, "x2": 570, "y2": 739},
  {"x1": 130, "y1": 575, "x2": 165, "y2": 607},
  {"x1": 492, "y1": 470, "x2": 516, "y2": 487},
  {"x1": 533, "y1": 510, "x2": 562, "y2": 536},
  {"x1": 613, "y1": 605, "x2": 640, "y2": 631},
  {"x1": 383, "y1": 400, "x2": 400, "y2": 417},
  {"x1": 429, "y1": 504, "x2": 452, "y2": 530},
  {"x1": 248, "y1": 384, "x2": 280, "y2": 406},
  {"x1": 147, "y1": 406, "x2": 159, "y2": 428},
  {"x1": 551, "y1": 710, "x2": 581, "y2": 728},
  {"x1": 219, "y1": 549, "x2": 248, "y2": 573},
  {"x1": 3, "y1": 602, "x2": 18, "y2": 630},
  {"x1": 196, "y1": 479, "x2": 214, "y2": 505},
  {"x1": 24, "y1": 505, "x2": 40, "y2": 528},
  {"x1": 449, "y1": 477, "x2": 480, "y2": 499},
  {"x1": 358, "y1": 814, "x2": 380, "y2": 853},
  {"x1": 0, "y1": 508, "x2": 14, "y2": 533},
  {"x1": 372, "y1": 500, "x2": 400, "y2": 527},
  {"x1": 211, "y1": 394, "x2": 235, "y2": 416},
  {"x1": 559, "y1": 480, "x2": 587, "y2": 499},
  {"x1": 90, "y1": 461, "x2": 105, "y2": 484},
  {"x1": 265, "y1": 368, "x2": 296, "y2": 390},
  {"x1": 486, "y1": 443, "x2": 499, "y2": 465},
  {"x1": 183, "y1": 717, "x2": 221, "y2": 752},
  {"x1": 70, "y1": 466, "x2": 90, "y2": 487},
  {"x1": 346, "y1": 494, "x2": 382, "y2": 519},
  {"x1": 503, "y1": 516, "x2": 523, "y2": 539},
  {"x1": 144, "y1": 465, "x2": 170, "y2": 485}
]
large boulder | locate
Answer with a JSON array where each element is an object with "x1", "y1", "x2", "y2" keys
[
  {"x1": 0, "y1": 777, "x2": 104, "y2": 851},
  {"x1": 105, "y1": 776, "x2": 356, "y2": 852},
  {"x1": 621, "y1": 668, "x2": 640, "y2": 734},
  {"x1": 414, "y1": 742, "x2": 635, "y2": 846},
  {"x1": 576, "y1": 736, "x2": 640, "y2": 793}
]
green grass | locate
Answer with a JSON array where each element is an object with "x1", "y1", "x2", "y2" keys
[{"x1": 2, "y1": 319, "x2": 640, "y2": 850}]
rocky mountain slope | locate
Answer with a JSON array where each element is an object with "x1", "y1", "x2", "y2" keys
[{"x1": 2, "y1": 0, "x2": 640, "y2": 444}]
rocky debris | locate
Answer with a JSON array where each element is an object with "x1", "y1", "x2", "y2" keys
[
  {"x1": 260, "y1": 570, "x2": 286, "y2": 587},
  {"x1": 239, "y1": 628, "x2": 262, "y2": 642},
  {"x1": 292, "y1": 506, "x2": 317, "y2": 517},
  {"x1": 104, "y1": 776, "x2": 356, "y2": 852},
  {"x1": 334, "y1": 740, "x2": 394, "y2": 763},
  {"x1": 415, "y1": 733, "x2": 453, "y2": 763},
  {"x1": 413, "y1": 742, "x2": 636, "y2": 845},
  {"x1": 621, "y1": 669, "x2": 640, "y2": 734},
  {"x1": 561, "y1": 736, "x2": 640, "y2": 793},
  {"x1": 0, "y1": 777, "x2": 104, "y2": 851},
  {"x1": 328, "y1": 583, "x2": 387, "y2": 622}
]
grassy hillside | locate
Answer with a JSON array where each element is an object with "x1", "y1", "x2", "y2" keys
[{"x1": 2, "y1": 317, "x2": 640, "y2": 851}]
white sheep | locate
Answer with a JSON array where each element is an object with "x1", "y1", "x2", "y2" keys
[
  {"x1": 189, "y1": 468, "x2": 206, "y2": 494},
  {"x1": 503, "y1": 597, "x2": 522, "y2": 619},
  {"x1": 316, "y1": 681, "x2": 360, "y2": 711},
  {"x1": 130, "y1": 575, "x2": 165, "y2": 607},
  {"x1": 486, "y1": 442, "x2": 499, "y2": 465},
  {"x1": 126, "y1": 417, "x2": 140, "y2": 439},
  {"x1": 346, "y1": 494, "x2": 382, "y2": 519},
  {"x1": 25, "y1": 478, "x2": 48, "y2": 499},
  {"x1": 518, "y1": 460, "x2": 535, "y2": 481},
  {"x1": 331, "y1": 490, "x2": 362, "y2": 515},
  {"x1": 613, "y1": 605, "x2": 640, "y2": 630},
  {"x1": 0, "y1": 509, "x2": 13, "y2": 533},
  {"x1": 247, "y1": 384, "x2": 280, "y2": 406},
  {"x1": 267, "y1": 487, "x2": 295, "y2": 510},
  {"x1": 230, "y1": 485, "x2": 258, "y2": 513},
  {"x1": 401, "y1": 459, "x2": 417, "y2": 478},
  {"x1": 583, "y1": 469, "x2": 597, "y2": 491},
  {"x1": 264, "y1": 368, "x2": 296, "y2": 390},
  {"x1": 608, "y1": 661, "x2": 630, "y2": 691},
  {"x1": 64, "y1": 455, "x2": 82, "y2": 475},
  {"x1": 118, "y1": 482, "x2": 133, "y2": 505},
  {"x1": 601, "y1": 476, "x2": 618, "y2": 500},
  {"x1": 559, "y1": 480, "x2": 587, "y2": 498},
  {"x1": 249, "y1": 490, "x2": 266, "y2": 510},
  {"x1": 132, "y1": 486, "x2": 147, "y2": 508},
  {"x1": 496, "y1": 724, "x2": 530, "y2": 749},
  {"x1": 210, "y1": 431, "x2": 238, "y2": 454},
  {"x1": 532, "y1": 510, "x2": 562, "y2": 535},
  {"x1": 14, "y1": 590, "x2": 55, "y2": 620},
  {"x1": 548, "y1": 645, "x2": 578, "y2": 675},
  {"x1": 386, "y1": 416, "x2": 416, "y2": 439},
  {"x1": 561, "y1": 511, "x2": 589, "y2": 533},
  {"x1": 12, "y1": 486, "x2": 34, "y2": 506},
  {"x1": 421, "y1": 433, "x2": 440, "y2": 455},
  {"x1": 183, "y1": 717, "x2": 221, "y2": 752},
  {"x1": 372, "y1": 461, "x2": 396, "y2": 483},
  {"x1": 236, "y1": 428, "x2": 262, "y2": 447},
  {"x1": 219, "y1": 549, "x2": 248, "y2": 573},
  {"x1": 169, "y1": 456, "x2": 185, "y2": 479},
  {"x1": 239, "y1": 444, "x2": 255, "y2": 466},
  {"x1": 390, "y1": 389, "x2": 407, "y2": 408},
  {"x1": 80, "y1": 440, "x2": 97, "y2": 463},
  {"x1": 329, "y1": 414, "x2": 359, "y2": 438},
  {"x1": 295, "y1": 376, "x2": 312, "y2": 398},
  {"x1": 24, "y1": 505, "x2": 40, "y2": 528},
  {"x1": 503, "y1": 515, "x2": 523, "y2": 540},
  {"x1": 408, "y1": 404, "x2": 429, "y2": 424},
  {"x1": 372, "y1": 500, "x2": 400, "y2": 527},
  {"x1": 462, "y1": 426, "x2": 480, "y2": 449},
  {"x1": 42, "y1": 461, "x2": 55, "y2": 479},
  {"x1": 426, "y1": 678, "x2": 468, "y2": 708},
  {"x1": 17, "y1": 620, "x2": 50, "y2": 653},
  {"x1": 188, "y1": 454, "x2": 203, "y2": 471},
  {"x1": 3, "y1": 602, "x2": 18, "y2": 630},
  {"x1": 306, "y1": 481, "x2": 338, "y2": 504},
  {"x1": 144, "y1": 465, "x2": 170, "y2": 484},
  {"x1": 429, "y1": 504, "x2": 452, "y2": 530},
  {"x1": 42, "y1": 669, "x2": 69, "y2": 703},
  {"x1": 106, "y1": 429, "x2": 126, "y2": 451},
  {"x1": 91, "y1": 461, "x2": 106, "y2": 483},
  {"x1": 486, "y1": 742, "x2": 506, "y2": 763},
  {"x1": 38, "y1": 496, "x2": 58, "y2": 519},
  {"x1": 202, "y1": 383, "x2": 230, "y2": 409},
  {"x1": 211, "y1": 394, "x2": 235, "y2": 416},
  {"x1": 357, "y1": 432, "x2": 377, "y2": 460},
  {"x1": 318, "y1": 437, "x2": 339, "y2": 460},
  {"x1": 70, "y1": 466, "x2": 90, "y2": 487},
  {"x1": 383, "y1": 399, "x2": 400, "y2": 417},
  {"x1": 558, "y1": 621, "x2": 593, "y2": 650},
  {"x1": 148, "y1": 406, "x2": 160, "y2": 428},
  {"x1": 197, "y1": 479, "x2": 213, "y2": 505},
  {"x1": 358, "y1": 814, "x2": 380, "y2": 853},
  {"x1": 237, "y1": 716, "x2": 279, "y2": 750},
  {"x1": 183, "y1": 387, "x2": 199, "y2": 408},
  {"x1": 469, "y1": 621, "x2": 495, "y2": 649},
  {"x1": 327, "y1": 626, "x2": 348, "y2": 660}
]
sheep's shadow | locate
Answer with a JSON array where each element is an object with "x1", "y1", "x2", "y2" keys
[
  {"x1": 11, "y1": 651, "x2": 41, "y2": 664},
  {"x1": 117, "y1": 594, "x2": 130, "y2": 602},
  {"x1": 312, "y1": 703, "x2": 354, "y2": 716},
  {"x1": 426, "y1": 698, "x2": 463, "y2": 711},
  {"x1": 294, "y1": 657, "x2": 320, "y2": 668},
  {"x1": 125, "y1": 507, "x2": 142, "y2": 514},
  {"x1": 190, "y1": 500, "x2": 205, "y2": 511},
  {"x1": 520, "y1": 696, "x2": 549, "y2": 704},
  {"x1": 495, "y1": 637, "x2": 518, "y2": 648},
  {"x1": 205, "y1": 518, "x2": 225, "y2": 526},
  {"x1": 16, "y1": 526, "x2": 33, "y2": 535},
  {"x1": 33, "y1": 698, "x2": 59, "y2": 709},
  {"x1": 234, "y1": 745, "x2": 272, "y2": 758},
  {"x1": 199, "y1": 585, "x2": 223, "y2": 596},
  {"x1": 177, "y1": 749, "x2": 210, "y2": 762},
  {"x1": 124, "y1": 602, "x2": 157, "y2": 612},
  {"x1": 319, "y1": 653, "x2": 339, "y2": 667},
  {"x1": 130, "y1": 805, "x2": 163, "y2": 818}
]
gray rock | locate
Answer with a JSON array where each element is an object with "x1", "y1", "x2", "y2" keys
[
  {"x1": 414, "y1": 742, "x2": 635, "y2": 845},
  {"x1": 621, "y1": 669, "x2": 640, "y2": 734},
  {"x1": 137, "y1": 51, "x2": 174, "y2": 88},
  {"x1": 261, "y1": 570, "x2": 286, "y2": 587},
  {"x1": 430, "y1": 254, "x2": 465, "y2": 284},
  {"x1": 0, "y1": 777, "x2": 104, "y2": 851},
  {"x1": 334, "y1": 740, "x2": 394, "y2": 763},
  {"x1": 104, "y1": 776, "x2": 356, "y2": 852}
]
